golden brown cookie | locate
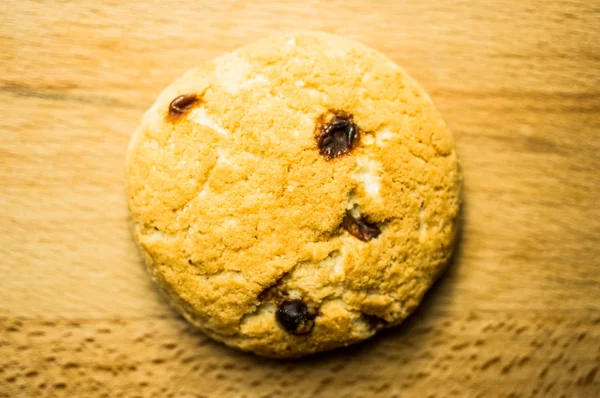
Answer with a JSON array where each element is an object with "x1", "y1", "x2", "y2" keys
[{"x1": 126, "y1": 32, "x2": 461, "y2": 357}]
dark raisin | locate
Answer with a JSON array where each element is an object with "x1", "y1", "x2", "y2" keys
[
  {"x1": 276, "y1": 299, "x2": 314, "y2": 335},
  {"x1": 342, "y1": 212, "x2": 381, "y2": 242},
  {"x1": 168, "y1": 94, "x2": 199, "y2": 119},
  {"x1": 316, "y1": 113, "x2": 360, "y2": 160}
]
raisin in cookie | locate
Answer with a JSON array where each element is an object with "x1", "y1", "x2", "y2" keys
[{"x1": 126, "y1": 32, "x2": 461, "y2": 357}]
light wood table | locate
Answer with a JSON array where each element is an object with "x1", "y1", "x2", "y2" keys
[{"x1": 2, "y1": 1, "x2": 599, "y2": 397}]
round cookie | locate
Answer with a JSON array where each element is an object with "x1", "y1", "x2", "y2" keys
[{"x1": 126, "y1": 32, "x2": 461, "y2": 357}]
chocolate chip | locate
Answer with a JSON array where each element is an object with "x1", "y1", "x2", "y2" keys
[
  {"x1": 168, "y1": 94, "x2": 199, "y2": 119},
  {"x1": 276, "y1": 299, "x2": 314, "y2": 335},
  {"x1": 316, "y1": 112, "x2": 360, "y2": 160},
  {"x1": 342, "y1": 212, "x2": 381, "y2": 242}
]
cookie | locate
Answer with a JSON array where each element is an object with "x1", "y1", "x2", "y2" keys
[{"x1": 126, "y1": 32, "x2": 461, "y2": 357}]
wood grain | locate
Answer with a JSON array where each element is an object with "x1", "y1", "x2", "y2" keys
[{"x1": 1, "y1": 0, "x2": 599, "y2": 397}]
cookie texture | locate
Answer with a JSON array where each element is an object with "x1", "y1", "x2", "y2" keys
[{"x1": 126, "y1": 32, "x2": 461, "y2": 357}]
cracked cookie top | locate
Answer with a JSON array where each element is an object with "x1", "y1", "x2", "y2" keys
[{"x1": 126, "y1": 32, "x2": 461, "y2": 357}]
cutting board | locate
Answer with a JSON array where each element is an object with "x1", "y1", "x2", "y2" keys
[{"x1": 2, "y1": 1, "x2": 599, "y2": 397}]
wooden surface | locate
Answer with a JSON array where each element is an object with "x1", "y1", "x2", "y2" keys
[{"x1": 2, "y1": 1, "x2": 600, "y2": 397}]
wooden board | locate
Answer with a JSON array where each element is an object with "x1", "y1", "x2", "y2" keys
[{"x1": 1, "y1": 1, "x2": 599, "y2": 396}]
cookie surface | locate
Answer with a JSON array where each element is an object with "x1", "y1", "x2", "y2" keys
[{"x1": 126, "y1": 32, "x2": 461, "y2": 357}]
